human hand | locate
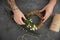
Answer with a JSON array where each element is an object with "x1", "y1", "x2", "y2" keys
[
  {"x1": 13, "y1": 9, "x2": 26, "y2": 25},
  {"x1": 8, "y1": 0, "x2": 27, "y2": 25},
  {"x1": 40, "y1": 4, "x2": 55, "y2": 23}
]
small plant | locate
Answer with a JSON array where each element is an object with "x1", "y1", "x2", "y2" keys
[{"x1": 24, "y1": 18, "x2": 38, "y2": 31}]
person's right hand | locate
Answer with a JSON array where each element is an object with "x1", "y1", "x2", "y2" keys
[
  {"x1": 8, "y1": 0, "x2": 26, "y2": 25},
  {"x1": 13, "y1": 9, "x2": 27, "y2": 25}
]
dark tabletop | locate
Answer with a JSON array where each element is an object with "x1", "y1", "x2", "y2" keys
[{"x1": 0, "y1": 0, "x2": 60, "y2": 40}]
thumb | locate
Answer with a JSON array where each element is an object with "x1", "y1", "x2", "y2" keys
[
  {"x1": 40, "y1": 7, "x2": 46, "y2": 12},
  {"x1": 23, "y1": 16, "x2": 27, "y2": 20}
]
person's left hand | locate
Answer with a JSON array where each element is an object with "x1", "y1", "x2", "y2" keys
[{"x1": 40, "y1": 3, "x2": 55, "y2": 23}]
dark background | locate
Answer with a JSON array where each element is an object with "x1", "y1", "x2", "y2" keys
[{"x1": 0, "y1": 0, "x2": 60, "y2": 40}]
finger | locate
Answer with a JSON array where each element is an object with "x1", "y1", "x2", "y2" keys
[
  {"x1": 19, "y1": 18, "x2": 25, "y2": 25},
  {"x1": 43, "y1": 13, "x2": 50, "y2": 23},
  {"x1": 42, "y1": 11, "x2": 50, "y2": 23},
  {"x1": 43, "y1": 18, "x2": 47, "y2": 23},
  {"x1": 40, "y1": 7, "x2": 46, "y2": 12},
  {"x1": 23, "y1": 16, "x2": 27, "y2": 20},
  {"x1": 42, "y1": 15, "x2": 48, "y2": 23}
]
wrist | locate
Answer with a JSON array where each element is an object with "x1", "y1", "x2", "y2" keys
[
  {"x1": 48, "y1": 0, "x2": 57, "y2": 8},
  {"x1": 12, "y1": 8, "x2": 19, "y2": 13},
  {"x1": 12, "y1": 8, "x2": 22, "y2": 14},
  {"x1": 49, "y1": 0, "x2": 57, "y2": 5}
]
